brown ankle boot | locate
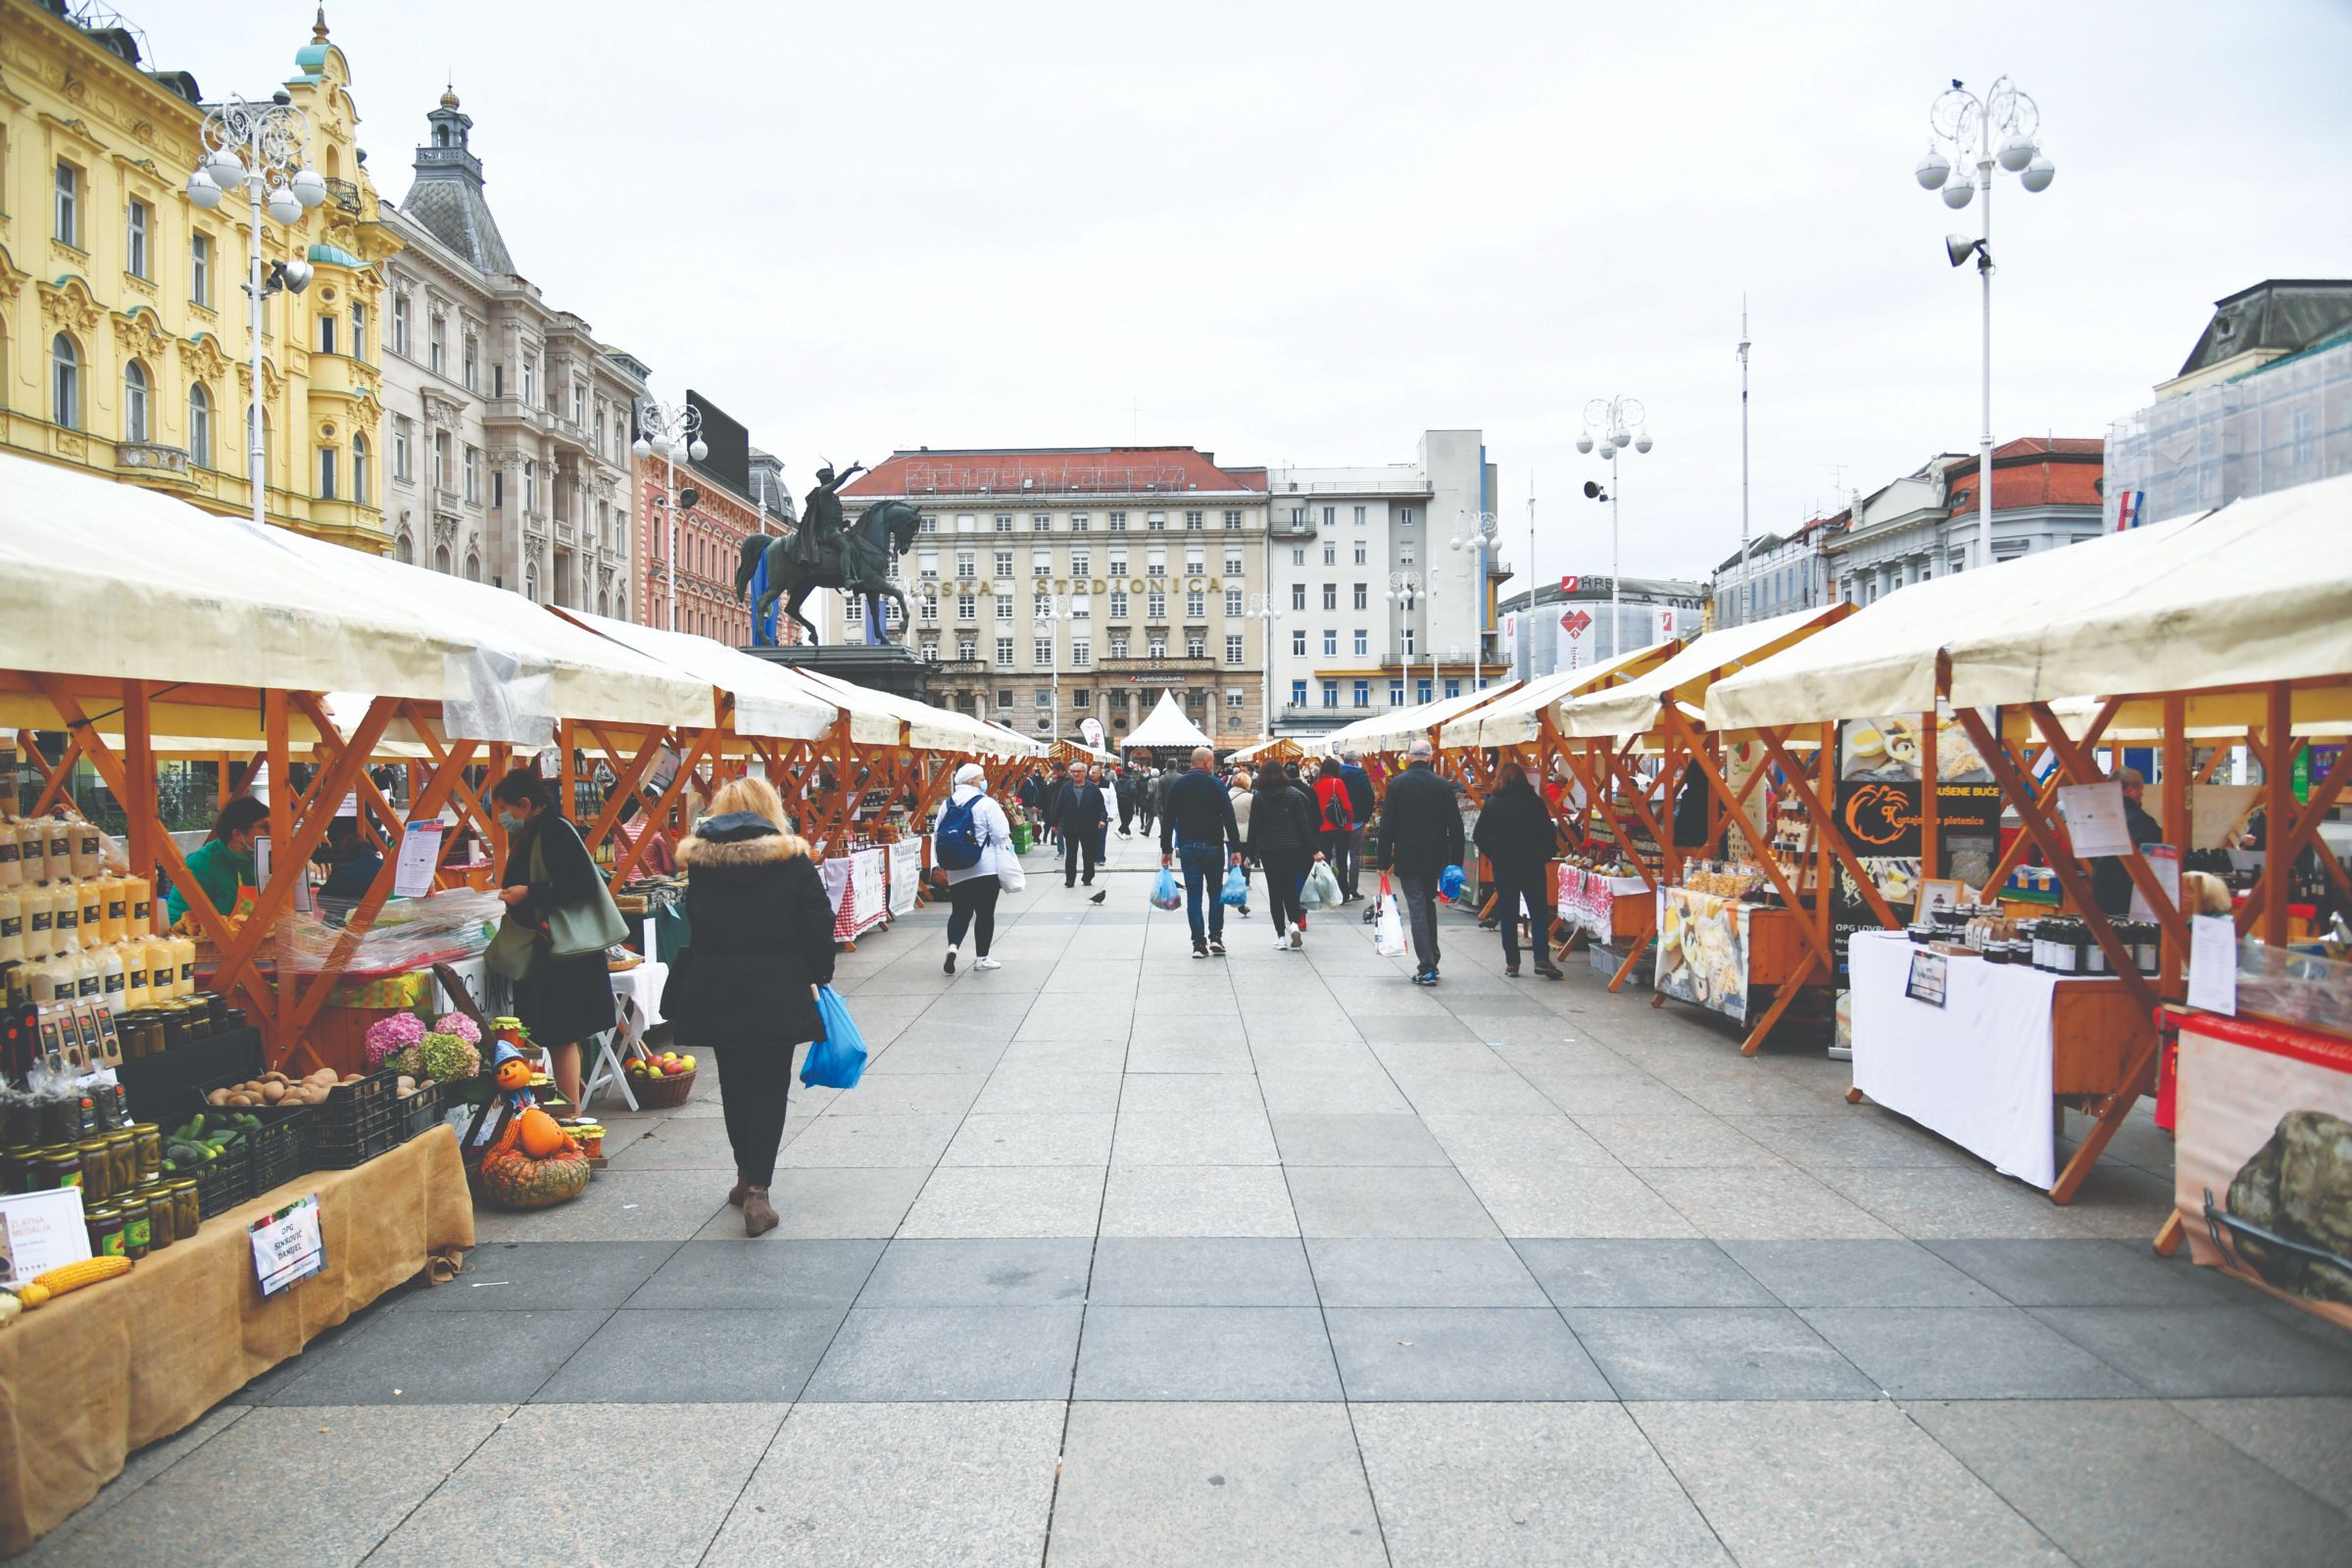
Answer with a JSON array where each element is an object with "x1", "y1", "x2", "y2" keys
[
  {"x1": 742, "y1": 1187, "x2": 779, "y2": 1238},
  {"x1": 727, "y1": 1171, "x2": 752, "y2": 1207}
]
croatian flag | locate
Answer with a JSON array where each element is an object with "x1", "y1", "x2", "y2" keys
[{"x1": 2113, "y1": 490, "x2": 2146, "y2": 532}]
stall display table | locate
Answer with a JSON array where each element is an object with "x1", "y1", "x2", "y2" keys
[
  {"x1": 0, "y1": 1126, "x2": 474, "y2": 1555},
  {"x1": 819, "y1": 848, "x2": 890, "y2": 944},
  {"x1": 1848, "y1": 930, "x2": 2145, "y2": 1190},
  {"x1": 1556, "y1": 865, "x2": 1651, "y2": 945}
]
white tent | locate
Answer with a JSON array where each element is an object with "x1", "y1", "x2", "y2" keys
[
  {"x1": 1328, "y1": 680, "x2": 1523, "y2": 754},
  {"x1": 560, "y1": 611, "x2": 839, "y2": 741},
  {"x1": 1560, "y1": 606, "x2": 1845, "y2": 740},
  {"x1": 1124, "y1": 691, "x2": 1215, "y2": 752},
  {"x1": 1437, "y1": 642, "x2": 1672, "y2": 750}
]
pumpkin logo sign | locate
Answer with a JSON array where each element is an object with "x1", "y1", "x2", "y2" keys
[{"x1": 1842, "y1": 782, "x2": 1922, "y2": 849}]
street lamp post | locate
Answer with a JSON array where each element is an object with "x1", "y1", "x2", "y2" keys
[
  {"x1": 1448, "y1": 509, "x2": 1499, "y2": 692},
  {"x1": 184, "y1": 92, "x2": 325, "y2": 529},
  {"x1": 1577, "y1": 397, "x2": 1652, "y2": 654},
  {"x1": 1382, "y1": 571, "x2": 1427, "y2": 704},
  {"x1": 1246, "y1": 592, "x2": 1283, "y2": 735},
  {"x1": 631, "y1": 399, "x2": 707, "y2": 632},
  {"x1": 1915, "y1": 75, "x2": 2055, "y2": 573},
  {"x1": 1033, "y1": 592, "x2": 1069, "y2": 743}
]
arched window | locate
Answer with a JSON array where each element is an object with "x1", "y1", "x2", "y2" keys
[
  {"x1": 186, "y1": 382, "x2": 213, "y2": 467},
  {"x1": 122, "y1": 360, "x2": 150, "y2": 441},
  {"x1": 353, "y1": 433, "x2": 370, "y2": 506},
  {"x1": 395, "y1": 532, "x2": 415, "y2": 564},
  {"x1": 434, "y1": 543, "x2": 451, "y2": 574},
  {"x1": 596, "y1": 587, "x2": 610, "y2": 617},
  {"x1": 524, "y1": 561, "x2": 540, "y2": 602},
  {"x1": 465, "y1": 551, "x2": 480, "y2": 582},
  {"x1": 51, "y1": 334, "x2": 80, "y2": 428}
]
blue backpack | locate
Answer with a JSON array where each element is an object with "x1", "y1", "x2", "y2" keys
[{"x1": 936, "y1": 793, "x2": 984, "y2": 870}]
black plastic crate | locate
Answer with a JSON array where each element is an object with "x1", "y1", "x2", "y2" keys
[
  {"x1": 318, "y1": 1064, "x2": 398, "y2": 1112},
  {"x1": 313, "y1": 1096, "x2": 400, "y2": 1168},
  {"x1": 392, "y1": 1081, "x2": 444, "y2": 1145},
  {"x1": 192, "y1": 1081, "x2": 316, "y2": 1176},
  {"x1": 189, "y1": 1137, "x2": 254, "y2": 1217}
]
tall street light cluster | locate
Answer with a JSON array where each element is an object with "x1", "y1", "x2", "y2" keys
[
  {"x1": 632, "y1": 398, "x2": 708, "y2": 633},
  {"x1": 1577, "y1": 396, "x2": 1651, "y2": 652},
  {"x1": 1915, "y1": 75, "x2": 2056, "y2": 573},
  {"x1": 183, "y1": 91, "x2": 326, "y2": 529}
]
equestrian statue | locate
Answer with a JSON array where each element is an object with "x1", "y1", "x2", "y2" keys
[{"x1": 734, "y1": 460, "x2": 922, "y2": 646}]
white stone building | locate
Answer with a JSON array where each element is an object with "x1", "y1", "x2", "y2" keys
[
  {"x1": 1263, "y1": 430, "x2": 1506, "y2": 739},
  {"x1": 375, "y1": 90, "x2": 647, "y2": 615}
]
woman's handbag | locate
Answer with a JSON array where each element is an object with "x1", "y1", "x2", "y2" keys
[
  {"x1": 484, "y1": 913, "x2": 539, "y2": 982},
  {"x1": 802, "y1": 985, "x2": 868, "y2": 1090},
  {"x1": 533, "y1": 832, "x2": 628, "y2": 960}
]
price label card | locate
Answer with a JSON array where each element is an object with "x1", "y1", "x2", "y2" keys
[
  {"x1": 2057, "y1": 782, "x2": 2133, "y2": 858},
  {"x1": 250, "y1": 1194, "x2": 324, "y2": 1297},
  {"x1": 393, "y1": 821, "x2": 446, "y2": 898},
  {"x1": 1905, "y1": 949, "x2": 1950, "y2": 1008},
  {"x1": 2188, "y1": 913, "x2": 2238, "y2": 1017}
]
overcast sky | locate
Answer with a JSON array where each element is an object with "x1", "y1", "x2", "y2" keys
[{"x1": 160, "y1": 0, "x2": 2352, "y2": 589}]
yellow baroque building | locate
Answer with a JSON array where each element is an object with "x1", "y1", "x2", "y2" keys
[{"x1": 0, "y1": 2, "x2": 401, "y2": 549}]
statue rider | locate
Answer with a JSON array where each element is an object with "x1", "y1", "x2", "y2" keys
[{"x1": 790, "y1": 461, "x2": 867, "y2": 576}]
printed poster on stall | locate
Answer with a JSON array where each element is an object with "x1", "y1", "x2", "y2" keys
[
  {"x1": 2175, "y1": 1016, "x2": 2352, "y2": 1330},
  {"x1": 1654, "y1": 886, "x2": 1751, "y2": 1023},
  {"x1": 1836, "y1": 713, "x2": 2000, "y2": 886}
]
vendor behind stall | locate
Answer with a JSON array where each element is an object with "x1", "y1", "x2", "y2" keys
[
  {"x1": 163, "y1": 795, "x2": 268, "y2": 924},
  {"x1": 491, "y1": 767, "x2": 616, "y2": 1107},
  {"x1": 2090, "y1": 767, "x2": 2165, "y2": 915}
]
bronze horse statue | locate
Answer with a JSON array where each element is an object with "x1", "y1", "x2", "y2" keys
[{"x1": 736, "y1": 500, "x2": 922, "y2": 647}]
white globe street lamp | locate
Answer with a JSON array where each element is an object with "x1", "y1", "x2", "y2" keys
[
  {"x1": 637, "y1": 398, "x2": 708, "y2": 632},
  {"x1": 1579, "y1": 395, "x2": 1651, "y2": 645}
]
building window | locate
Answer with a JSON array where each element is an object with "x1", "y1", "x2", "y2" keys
[
  {"x1": 919, "y1": 595, "x2": 939, "y2": 622},
  {"x1": 1035, "y1": 689, "x2": 1053, "y2": 709},
  {"x1": 919, "y1": 513, "x2": 939, "y2": 533},
  {"x1": 1031, "y1": 513, "x2": 1051, "y2": 531},
  {"x1": 1225, "y1": 590, "x2": 1244, "y2": 617},
  {"x1": 1322, "y1": 680, "x2": 1339, "y2": 709},
  {"x1": 998, "y1": 689, "x2": 1015, "y2": 708},
  {"x1": 1225, "y1": 551, "x2": 1244, "y2": 575},
  {"x1": 1354, "y1": 505, "x2": 1367, "y2": 526},
  {"x1": 1185, "y1": 510, "x2": 1203, "y2": 530},
  {"x1": 1352, "y1": 629, "x2": 1368, "y2": 657},
  {"x1": 1389, "y1": 680, "x2": 1404, "y2": 707},
  {"x1": 1186, "y1": 548, "x2": 1206, "y2": 574},
  {"x1": 1186, "y1": 589, "x2": 1205, "y2": 618},
  {"x1": 1109, "y1": 635, "x2": 1128, "y2": 659},
  {"x1": 1417, "y1": 678, "x2": 1433, "y2": 704},
  {"x1": 1445, "y1": 678, "x2": 1461, "y2": 700},
  {"x1": 1291, "y1": 679, "x2": 1307, "y2": 707},
  {"x1": 1291, "y1": 583, "x2": 1306, "y2": 611},
  {"x1": 523, "y1": 460, "x2": 538, "y2": 512},
  {"x1": 1398, "y1": 508, "x2": 1415, "y2": 526},
  {"x1": 1148, "y1": 590, "x2": 1166, "y2": 619},
  {"x1": 521, "y1": 357, "x2": 538, "y2": 405},
  {"x1": 1071, "y1": 639, "x2": 1091, "y2": 668},
  {"x1": 1109, "y1": 589, "x2": 1128, "y2": 619},
  {"x1": 955, "y1": 513, "x2": 978, "y2": 533},
  {"x1": 1292, "y1": 548, "x2": 1306, "y2": 567},
  {"x1": 1322, "y1": 544, "x2": 1336, "y2": 566},
  {"x1": 470, "y1": 342, "x2": 484, "y2": 391},
  {"x1": 1070, "y1": 513, "x2": 1089, "y2": 532},
  {"x1": 126, "y1": 199, "x2": 151, "y2": 278},
  {"x1": 318, "y1": 313, "x2": 337, "y2": 355},
  {"x1": 994, "y1": 550, "x2": 1012, "y2": 577},
  {"x1": 1353, "y1": 680, "x2": 1370, "y2": 709},
  {"x1": 1291, "y1": 629, "x2": 1305, "y2": 656},
  {"x1": 353, "y1": 434, "x2": 370, "y2": 506},
  {"x1": 50, "y1": 334, "x2": 80, "y2": 428},
  {"x1": 1035, "y1": 637, "x2": 1054, "y2": 664},
  {"x1": 958, "y1": 638, "x2": 977, "y2": 662},
  {"x1": 428, "y1": 318, "x2": 445, "y2": 375},
  {"x1": 1322, "y1": 584, "x2": 1338, "y2": 611},
  {"x1": 54, "y1": 162, "x2": 80, "y2": 247},
  {"x1": 1033, "y1": 550, "x2": 1054, "y2": 577},
  {"x1": 1322, "y1": 629, "x2": 1338, "y2": 656},
  {"x1": 1321, "y1": 507, "x2": 1336, "y2": 527},
  {"x1": 1222, "y1": 510, "x2": 1242, "y2": 529},
  {"x1": 392, "y1": 416, "x2": 411, "y2": 480},
  {"x1": 1109, "y1": 552, "x2": 1129, "y2": 576},
  {"x1": 1147, "y1": 511, "x2": 1166, "y2": 531},
  {"x1": 121, "y1": 360, "x2": 150, "y2": 441},
  {"x1": 464, "y1": 447, "x2": 480, "y2": 503},
  {"x1": 1353, "y1": 542, "x2": 1367, "y2": 565},
  {"x1": 917, "y1": 550, "x2": 939, "y2": 579},
  {"x1": 957, "y1": 595, "x2": 976, "y2": 621},
  {"x1": 1071, "y1": 549, "x2": 1090, "y2": 576},
  {"x1": 1149, "y1": 635, "x2": 1167, "y2": 659},
  {"x1": 190, "y1": 232, "x2": 214, "y2": 309},
  {"x1": 318, "y1": 446, "x2": 338, "y2": 500},
  {"x1": 1108, "y1": 511, "x2": 1127, "y2": 531},
  {"x1": 1400, "y1": 547, "x2": 1415, "y2": 567},
  {"x1": 1225, "y1": 634, "x2": 1244, "y2": 665},
  {"x1": 1401, "y1": 626, "x2": 1415, "y2": 656},
  {"x1": 187, "y1": 382, "x2": 214, "y2": 467},
  {"x1": 1352, "y1": 583, "x2": 1368, "y2": 610},
  {"x1": 391, "y1": 293, "x2": 409, "y2": 356},
  {"x1": 996, "y1": 595, "x2": 1013, "y2": 620},
  {"x1": 994, "y1": 514, "x2": 1013, "y2": 532},
  {"x1": 1187, "y1": 635, "x2": 1205, "y2": 659},
  {"x1": 1148, "y1": 548, "x2": 1168, "y2": 575},
  {"x1": 956, "y1": 551, "x2": 975, "y2": 579},
  {"x1": 1070, "y1": 594, "x2": 1091, "y2": 619},
  {"x1": 351, "y1": 302, "x2": 368, "y2": 363},
  {"x1": 571, "y1": 383, "x2": 586, "y2": 425}
]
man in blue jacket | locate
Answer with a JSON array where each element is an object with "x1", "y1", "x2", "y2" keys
[{"x1": 1160, "y1": 746, "x2": 1244, "y2": 957}]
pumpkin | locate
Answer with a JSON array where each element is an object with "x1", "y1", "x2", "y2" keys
[
  {"x1": 474, "y1": 1147, "x2": 591, "y2": 1208},
  {"x1": 493, "y1": 1054, "x2": 534, "y2": 1092},
  {"x1": 514, "y1": 1105, "x2": 570, "y2": 1158}
]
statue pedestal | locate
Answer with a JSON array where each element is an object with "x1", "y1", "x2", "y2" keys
[{"x1": 739, "y1": 640, "x2": 932, "y2": 703}]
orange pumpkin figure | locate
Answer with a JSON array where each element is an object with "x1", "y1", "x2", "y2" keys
[
  {"x1": 494, "y1": 1054, "x2": 534, "y2": 1093},
  {"x1": 514, "y1": 1105, "x2": 569, "y2": 1158}
]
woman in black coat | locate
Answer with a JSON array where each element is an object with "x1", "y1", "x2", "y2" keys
[
  {"x1": 667, "y1": 775, "x2": 837, "y2": 1236},
  {"x1": 1249, "y1": 762, "x2": 1323, "y2": 948},
  {"x1": 491, "y1": 767, "x2": 616, "y2": 1107},
  {"x1": 1472, "y1": 761, "x2": 1564, "y2": 979}
]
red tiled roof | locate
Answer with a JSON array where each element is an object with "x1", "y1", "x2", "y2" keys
[
  {"x1": 843, "y1": 447, "x2": 1268, "y2": 500},
  {"x1": 1942, "y1": 437, "x2": 2105, "y2": 514}
]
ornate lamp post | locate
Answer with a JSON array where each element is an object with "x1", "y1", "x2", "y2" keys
[
  {"x1": 1577, "y1": 397, "x2": 1652, "y2": 654},
  {"x1": 1033, "y1": 592, "x2": 1070, "y2": 740},
  {"x1": 1448, "y1": 509, "x2": 1500, "y2": 691},
  {"x1": 184, "y1": 91, "x2": 325, "y2": 528},
  {"x1": 631, "y1": 399, "x2": 706, "y2": 631},
  {"x1": 1245, "y1": 592, "x2": 1283, "y2": 734},
  {"x1": 1383, "y1": 570, "x2": 1429, "y2": 703},
  {"x1": 1915, "y1": 75, "x2": 2055, "y2": 573}
]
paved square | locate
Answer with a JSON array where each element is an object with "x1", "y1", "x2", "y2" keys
[{"x1": 44, "y1": 871, "x2": 2352, "y2": 1566}]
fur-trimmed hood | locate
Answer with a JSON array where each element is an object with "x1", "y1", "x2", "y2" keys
[{"x1": 677, "y1": 811, "x2": 810, "y2": 871}]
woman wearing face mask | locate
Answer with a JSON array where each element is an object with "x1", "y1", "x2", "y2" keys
[
  {"x1": 490, "y1": 767, "x2": 614, "y2": 1107},
  {"x1": 163, "y1": 795, "x2": 271, "y2": 925}
]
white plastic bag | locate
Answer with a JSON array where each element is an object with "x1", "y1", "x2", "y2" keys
[
  {"x1": 1305, "y1": 859, "x2": 1344, "y2": 909},
  {"x1": 998, "y1": 858, "x2": 1027, "y2": 894},
  {"x1": 1373, "y1": 878, "x2": 1411, "y2": 959}
]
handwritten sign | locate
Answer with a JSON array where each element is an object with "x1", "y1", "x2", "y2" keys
[
  {"x1": 393, "y1": 821, "x2": 446, "y2": 898},
  {"x1": 250, "y1": 1195, "x2": 324, "y2": 1297},
  {"x1": 2187, "y1": 914, "x2": 2238, "y2": 1017},
  {"x1": 1905, "y1": 949, "x2": 1949, "y2": 1008},
  {"x1": 2057, "y1": 782, "x2": 2133, "y2": 858}
]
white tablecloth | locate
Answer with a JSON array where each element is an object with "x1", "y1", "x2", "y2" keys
[
  {"x1": 611, "y1": 959, "x2": 668, "y2": 1034},
  {"x1": 1849, "y1": 930, "x2": 2058, "y2": 1189}
]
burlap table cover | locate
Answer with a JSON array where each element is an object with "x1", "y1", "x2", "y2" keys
[{"x1": 0, "y1": 1125, "x2": 474, "y2": 1555}]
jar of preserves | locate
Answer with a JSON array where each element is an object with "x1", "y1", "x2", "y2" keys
[
  {"x1": 103, "y1": 1128, "x2": 137, "y2": 1194},
  {"x1": 128, "y1": 1122, "x2": 162, "y2": 1185},
  {"x1": 0, "y1": 1146, "x2": 32, "y2": 1194},
  {"x1": 142, "y1": 1182, "x2": 176, "y2": 1249},
  {"x1": 74, "y1": 1135, "x2": 114, "y2": 1201},
  {"x1": 85, "y1": 1202, "x2": 126, "y2": 1258},
  {"x1": 167, "y1": 1177, "x2": 201, "y2": 1238},
  {"x1": 118, "y1": 1192, "x2": 151, "y2": 1260},
  {"x1": 29, "y1": 1143, "x2": 83, "y2": 1191},
  {"x1": 2, "y1": 1095, "x2": 35, "y2": 1148}
]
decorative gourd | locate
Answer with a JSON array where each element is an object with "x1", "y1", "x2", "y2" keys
[
  {"x1": 475, "y1": 1147, "x2": 591, "y2": 1208},
  {"x1": 514, "y1": 1105, "x2": 568, "y2": 1158}
]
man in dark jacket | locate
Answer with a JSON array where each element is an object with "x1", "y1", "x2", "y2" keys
[
  {"x1": 1161, "y1": 745, "x2": 1244, "y2": 957},
  {"x1": 1055, "y1": 762, "x2": 1110, "y2": 887},
  {"x1": 1473, "y1": 761, "x2": 1564, "y2": 979},
  {"x1": 1375, "y1": 739, "x2": 1466, "y2": 984},
  {"x1": 1335, "y1": 751, "x2": 1377, "y2": 901}
]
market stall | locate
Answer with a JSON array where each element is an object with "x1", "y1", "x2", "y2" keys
[
  {"x1": 1708, "y1": 470, "x2": 2352, "y2": 1207},
  {"x1": 1554, "y1": 607, "x2": 1854, "y2": 1053}
]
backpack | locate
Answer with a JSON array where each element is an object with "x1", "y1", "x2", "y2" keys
[
  {"x1": 936, "y1": 793, "x2": 984, "y2": 870},
  {"x1": 1321, "y1": 787, "x2": 1352, "y2": 832}
]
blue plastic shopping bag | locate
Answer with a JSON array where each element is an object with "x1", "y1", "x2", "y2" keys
[
  {"x1": 1150, "y1": 866, "x2": 1184, "y2": 910},
  {"x1": 801, "y1": 985, "x2": 868, "y2": 1090},
  {"x1": 1439, "y1": 862, "x2": 1468, "y2": 903},
  {"x1": 1219, "y1": 864, "x2": 1249, "y2": 907}
]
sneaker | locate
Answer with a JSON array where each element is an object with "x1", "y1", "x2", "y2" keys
[
  {"x1": 1534, "y1": 964, "x2": 1565, "y2": 981},
  {"x1": 1289, "y1": 929, "x2": 1302, "y2": 950},
  {"x1": 1274, "y1": 932, "x2": 1293, "y2": 950},
  {"x1": 1192, "y1": 941, "x2": 1208, "y2": 959},
  {"x1": 944, "y1": 950, "x2": 957, "y2": 975},
  {"x1": 1208, "y1": 938, "x2": 1226, "y2": 956},
  {"x1": 1411, "y1": 970, "x2": 1436, "y2": 986},
  {"x1": 973, "y1": 956, "x2": 1003, "y2": 971},
  {"x1": 1504, "y1": 963, "x2": 1521, "y2": 978}
]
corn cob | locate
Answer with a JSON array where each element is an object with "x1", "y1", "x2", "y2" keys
[{"x1": 27, "y1": 1255, "x2": 133, "y2": 1301}]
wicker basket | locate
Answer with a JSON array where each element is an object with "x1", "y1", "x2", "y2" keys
[{"x1": 628, "y1": 1065, "x2": 696, "y2": 1110}]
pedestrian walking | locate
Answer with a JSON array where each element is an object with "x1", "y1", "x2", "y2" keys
[
  {"x1": 487, "y1": 767, "x2": 618, "y2": 1107},
  {"x1": 1334, "y1": 750, "x2": 1376, "y2": 901},
  {"x1": 1133, "y1": 760, "x2": 1157, "y2": 836},
  {"x1": 1116, "y1": 763, "x2": 1138, "y2": 836},
  {"x1": 1055, "y1": 761, "x2": 1110, "y2": 887},
  {"x1": 1473, "y1": 760, "x2": 1564, "y2": 979},
  {"x1": 1374, "y1": 739, "x2": 1465, "y2": 985},
  {"x1": 1313, "y1": 756, "x2": 1360, "y2": 902},
  {"x1": 1249, "y1": 760, "x2": 1321, "y2": 949},
  {"x1": 668, "y1": 776, "x2": 837, "y2": 1237},
  {"x1": 934, "y1": 761, "x2": 1013, "y2": 974},
  {"x1": 1159, "y1": 745, "x2": 1244, "y2": 957},
  {"x1": 1227, "y1": 767, "x2": 1255, "y2": 913}
]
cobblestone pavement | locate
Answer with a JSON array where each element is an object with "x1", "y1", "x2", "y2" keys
[{"x1": 38, "y1": 851, "x2": 2352, "y2": 1567}]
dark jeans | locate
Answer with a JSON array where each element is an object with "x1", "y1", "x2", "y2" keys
[
  {"x1": 712, "y1": 1045, "x2": 794, "y2": 1188},
  {"x1": 1063, "y1": 830, "x2": 1099, "y2": 884},
  {"x1": 1179, "y1": 842, "x2": 1227, "y2": 944},
  {"x1": 1491, "y1": 863, "x2": 1552, "y2": 967},
  {"x1": 1261, "y1": 849, "x2": 1309, "y2": 933},
  {"x1": 1396, "y1": 870, "x2": 1442, "y2": 973},
  {"x1": 947, "y1": 876, "x2": 1000, "y2": 956},
  {"x1": 1322, "y1": 828, "x2": 1357, "y2": 898}
]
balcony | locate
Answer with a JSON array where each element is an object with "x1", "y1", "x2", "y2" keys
[
  {"x1": 116, "y1": 441, "x2": 197, "y2": 492},
  {"x1": 324, "y1": 177, "x2": 362, "y2": 215}
]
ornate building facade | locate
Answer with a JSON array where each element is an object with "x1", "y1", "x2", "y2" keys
[
  {"x1": 375, "y1": 89, "x2": 644, "y2": 613},
  {"x1": 1, "y1": 2, "x2": 398, "y2": 546}
]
